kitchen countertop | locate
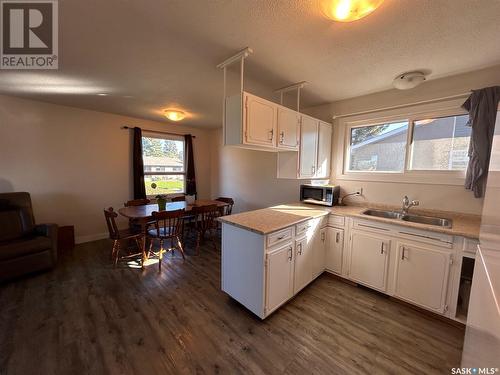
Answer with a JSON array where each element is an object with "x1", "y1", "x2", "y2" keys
[{"x1": 218, "y1": 202, "x2": 481, "y2": 239}]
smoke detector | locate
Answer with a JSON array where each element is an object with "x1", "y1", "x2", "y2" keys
[{"x1": 393, "y1": 71, "x2": 427, "y2": 90}]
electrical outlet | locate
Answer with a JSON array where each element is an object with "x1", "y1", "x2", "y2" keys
[{"x1": 355, "y1": 187, "x2": 363, "y2": 196}]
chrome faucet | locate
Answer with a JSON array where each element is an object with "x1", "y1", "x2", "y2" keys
[{"x1": 402, "y1": 195, "x2": 419, "y2": 215}]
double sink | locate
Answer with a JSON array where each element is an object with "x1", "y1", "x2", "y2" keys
[{"x1": 362, "y1": 209, "x2": 453, "y2": 228}]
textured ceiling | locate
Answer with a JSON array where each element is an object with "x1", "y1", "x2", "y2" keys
[{"x1": 1, "y1": 0, "x2": 500, "y2": 127}]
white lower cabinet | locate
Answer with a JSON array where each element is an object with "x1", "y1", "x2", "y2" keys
[
  {"x1": 265, "y1": 242, "x2": 294, "y2": 314},
  {"x1": 223, "y1": 214, "x2": 462, "y2": 320},
  {"x1": 293, "y1": 235, "x2": 313, "y2": 293},
  {"x1": 312, "y1": 227, "x2": 327, "y2": 278},
  {"x1": 348, "y1": 230, "x2": 390, "y2": 292},
  {"x1": 393, "y1": 241, "x2": 452, "y2": 313},
  {"x1": 325, "y1": 226, "x2": 343, "y2": 274}
]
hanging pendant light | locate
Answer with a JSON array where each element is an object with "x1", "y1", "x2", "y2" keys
[{"x1": 320, "y1": 0, "x2": 384, "y2": 22}]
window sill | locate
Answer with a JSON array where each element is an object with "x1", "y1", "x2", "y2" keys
[{"x1": 336, "y1": 172, "x2": 466, "y2": 186}]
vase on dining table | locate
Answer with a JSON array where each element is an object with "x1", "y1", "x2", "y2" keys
[{"x1": 156, "y1": 195, "x2": 167, "y2": 211}]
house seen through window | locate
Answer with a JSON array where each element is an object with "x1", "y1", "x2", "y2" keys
[
  {"x1": 347, "y1": 114, "x2": 470, "y2": 174},
  {"x1": 142, "y1": 134, "x2": 185, "y2": 196}
]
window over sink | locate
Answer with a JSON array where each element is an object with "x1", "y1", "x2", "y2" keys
[
  {"x1": 338, "y1": 100, "x2": 471, "y2": 185},
  {"x1": 142, "y1": 133, "x2": 185, "y2": 196}
]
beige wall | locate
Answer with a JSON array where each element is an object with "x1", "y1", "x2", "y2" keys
[
  {"x1": 301, "y1": 65, "x2": 500, "y2": 215},
  {"x1": 210, "y1": 128, "x2": 302, "y2": 213},
  {"x1": 0, "y1": 95, "x2": 212, "y2": 243}
]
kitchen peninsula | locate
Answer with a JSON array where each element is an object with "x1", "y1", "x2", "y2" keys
[{"x1": 219, "y1": 203, "x2": 480, "y2": 321}]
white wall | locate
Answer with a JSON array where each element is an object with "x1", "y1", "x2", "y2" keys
[
  {"x1": 0, "y1": 95, "x2": 213, "y2": 243},
  {"x1": 210, "y1": 128, "x2": 302, "y2": 213},
  {"x1": 301, "y1": 65, "x2": 500, "y2": 215}
]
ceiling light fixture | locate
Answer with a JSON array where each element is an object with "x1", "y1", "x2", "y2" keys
[
  {"x1": 164, "y1": 109, "x2": 186, "y2": 122},
  {"x1": 393, "y1": 71, "x2": 427, "y2": 90},
  {"x1": 320, "y1": 0, "x2": 384, "y2": 22},
  {"x1": 97, "y1": 93, "x2": 108, "y2": 96}
]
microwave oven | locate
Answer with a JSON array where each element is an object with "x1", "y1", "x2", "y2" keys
[{"x1": 300, "y1": 184, "x2": 340, "y2": 207}]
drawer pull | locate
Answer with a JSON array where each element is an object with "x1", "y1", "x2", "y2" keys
[{"x1": 335, "y1": 232, "x2": 340, "y2": 243}]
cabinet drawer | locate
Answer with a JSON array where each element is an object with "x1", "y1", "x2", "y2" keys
[
  {"x1": 295, "y1": 221, "x2": 312, "y2": 236},
  {"x1": 266, "y1": 227, "x2": 293, "y2": 248},
  {"x1": 328, "y1": 215, "x2": 345, "y2": 227}
]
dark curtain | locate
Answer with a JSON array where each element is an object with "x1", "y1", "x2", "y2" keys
[
  {"x1": 133, "y1": 127, "x2": 146, "y2": 199},
  {"x1": 462, "y1": 86, "x2": 500, "y2": 198},
  {"x1": 185, "y1": 134, "x2": 197, "y2": 196}
]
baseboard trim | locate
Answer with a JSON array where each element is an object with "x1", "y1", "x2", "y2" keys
[{"x1": 75, "y1": 232, "x2": 108, "y2": 244}]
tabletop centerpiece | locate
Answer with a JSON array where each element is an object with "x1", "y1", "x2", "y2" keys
[{"x1": 150, "y1": 183, "x2": 167, "y2": 211}]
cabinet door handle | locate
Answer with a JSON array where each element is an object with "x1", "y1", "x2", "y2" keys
[
  {"x1": 311, "y1": 165, "x2": 315, "y2": 174},
  {"x1": 335, "y1": 232, "x2": 340, "y2": 243},
  {"x1": 401, "y1": 246, "x2": 406, "y2": 260},
  {"x1": 321, "y1": 232, "x2": 325, "y2": 242},
  {"x1": 288, "y1": 246, "x2": 293, "y2": 261},
  {"x1": 380, "y1": 243, "x2": 385, "y2": 254},
  {"x1": 269, "y1": 129, "x2": 274, "y2": 141},
  {"x1": 298, "y1": 243, "x2": 303, "y2": 255},
  {"x1": 279, "y1": 131, "x2": 284, "y2": 144}
]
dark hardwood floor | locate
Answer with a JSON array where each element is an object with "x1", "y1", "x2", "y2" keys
[{"x1": 0, "y1": 235, "x2": 464, "y2": 375}]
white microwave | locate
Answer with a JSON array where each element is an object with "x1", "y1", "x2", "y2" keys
[{"x1": 300, "y1": 184, "x2": 340, "y2": 206}]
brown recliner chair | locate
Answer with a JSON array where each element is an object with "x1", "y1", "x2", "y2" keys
[{"x1": 0, "y1": 192, "x2": 58, "y2": 282}]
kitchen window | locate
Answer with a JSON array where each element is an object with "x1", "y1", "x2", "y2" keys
[
  {"x1": 409, "y1": 114, "x2": 471, "y2": 171},
  {"x1": 142, "y1": 133, "x2": 185, "y2": 196},
  {"x1": 348, "y1": 121, "x2": 409, "y2": 172},
  {"x1": 340, "y1": 104, "x2": 470, "y2": 184}
]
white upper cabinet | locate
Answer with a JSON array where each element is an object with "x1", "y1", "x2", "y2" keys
[
  {"x1": 348, "y1": 230, "x2": 390, "y2": 292},
  {"x1": 244, "y1": 93, "x2": 277, "y2": 147},
  {"x1": 277, "y1": 116, "x2": 332, "y2": 179},
  {"x1": 224, "y1": 91, "x2": 331, "y2": 166},
  {"x1": 315, "y1": 121, "x2": 332, "y2": 178},
  {"x1": 299, "y1": 116, "x2": 319, "y2": 178},
  {"x1": 277, "y1": 107, "x2": 300, "y2": 150},
  {"x1": 393, "y1": 241, "x2": 452, "y2": 313}
]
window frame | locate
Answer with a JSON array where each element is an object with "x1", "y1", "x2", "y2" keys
[
  {"x1": 336, "y1": 98, "x2": 469, "y2": 185},
  {"x1": 142, "y1": 132, "x2": 186, "y2": 197}
]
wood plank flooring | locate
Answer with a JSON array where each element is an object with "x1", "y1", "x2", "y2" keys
[{"x1": 0, "y1": 236, "x2": 464, "y2": 375}]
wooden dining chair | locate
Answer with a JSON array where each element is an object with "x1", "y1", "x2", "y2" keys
[
  {"x1": 124, "y1": 198, "x2": 153, "y2": 231},
  {"x1": 124, "y1": 198, "x2": 151, "y2": 207},
  {"x1": 147, "y1": 209, "x2": 186, "y2": 271},
  {"x1": 170, "y1": 195, "x2": 186, "y2": 202},
  {"x1": 191, "y1": 204, "x2": 219, "y2": 255},
  {"x1": 104, "y1": 207, "x2": 144, "y2": 266},
  {"x1": 215, "y1": 197, "x2": 234, "y2": 216}
]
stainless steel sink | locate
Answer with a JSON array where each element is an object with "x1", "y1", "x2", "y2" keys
[
  {"x1": 401, "y1": 214, "x2": 452, "y2": 228},
  {"x1": 362, "y1": 209, "x2": 452, "y2": 228},
  {"x1": 362, "y1": 209, "x2": 404, "y2": 220}
]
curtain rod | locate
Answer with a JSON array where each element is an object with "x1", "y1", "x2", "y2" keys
[
  {"x1": 331, "y1": 92, "x2": 471, "y2": 120},
  {"x1": 121, "y1": 126, "x2": 196, "y2": 138}
]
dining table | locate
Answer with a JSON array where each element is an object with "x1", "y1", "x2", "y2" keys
[{"x1": 118, "y1": 199, "x2": 229, "y2": 266}]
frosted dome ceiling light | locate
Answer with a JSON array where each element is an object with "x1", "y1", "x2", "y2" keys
[
  {"x1": 393, "y1": 71, "x2": 427, "y2": 90},
  {"x1": 320, "y1": 0, "x2": 384, "y2": 22},
  {"x1": 164, "y1": 109, "x2": 186, "y2": 121}
]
